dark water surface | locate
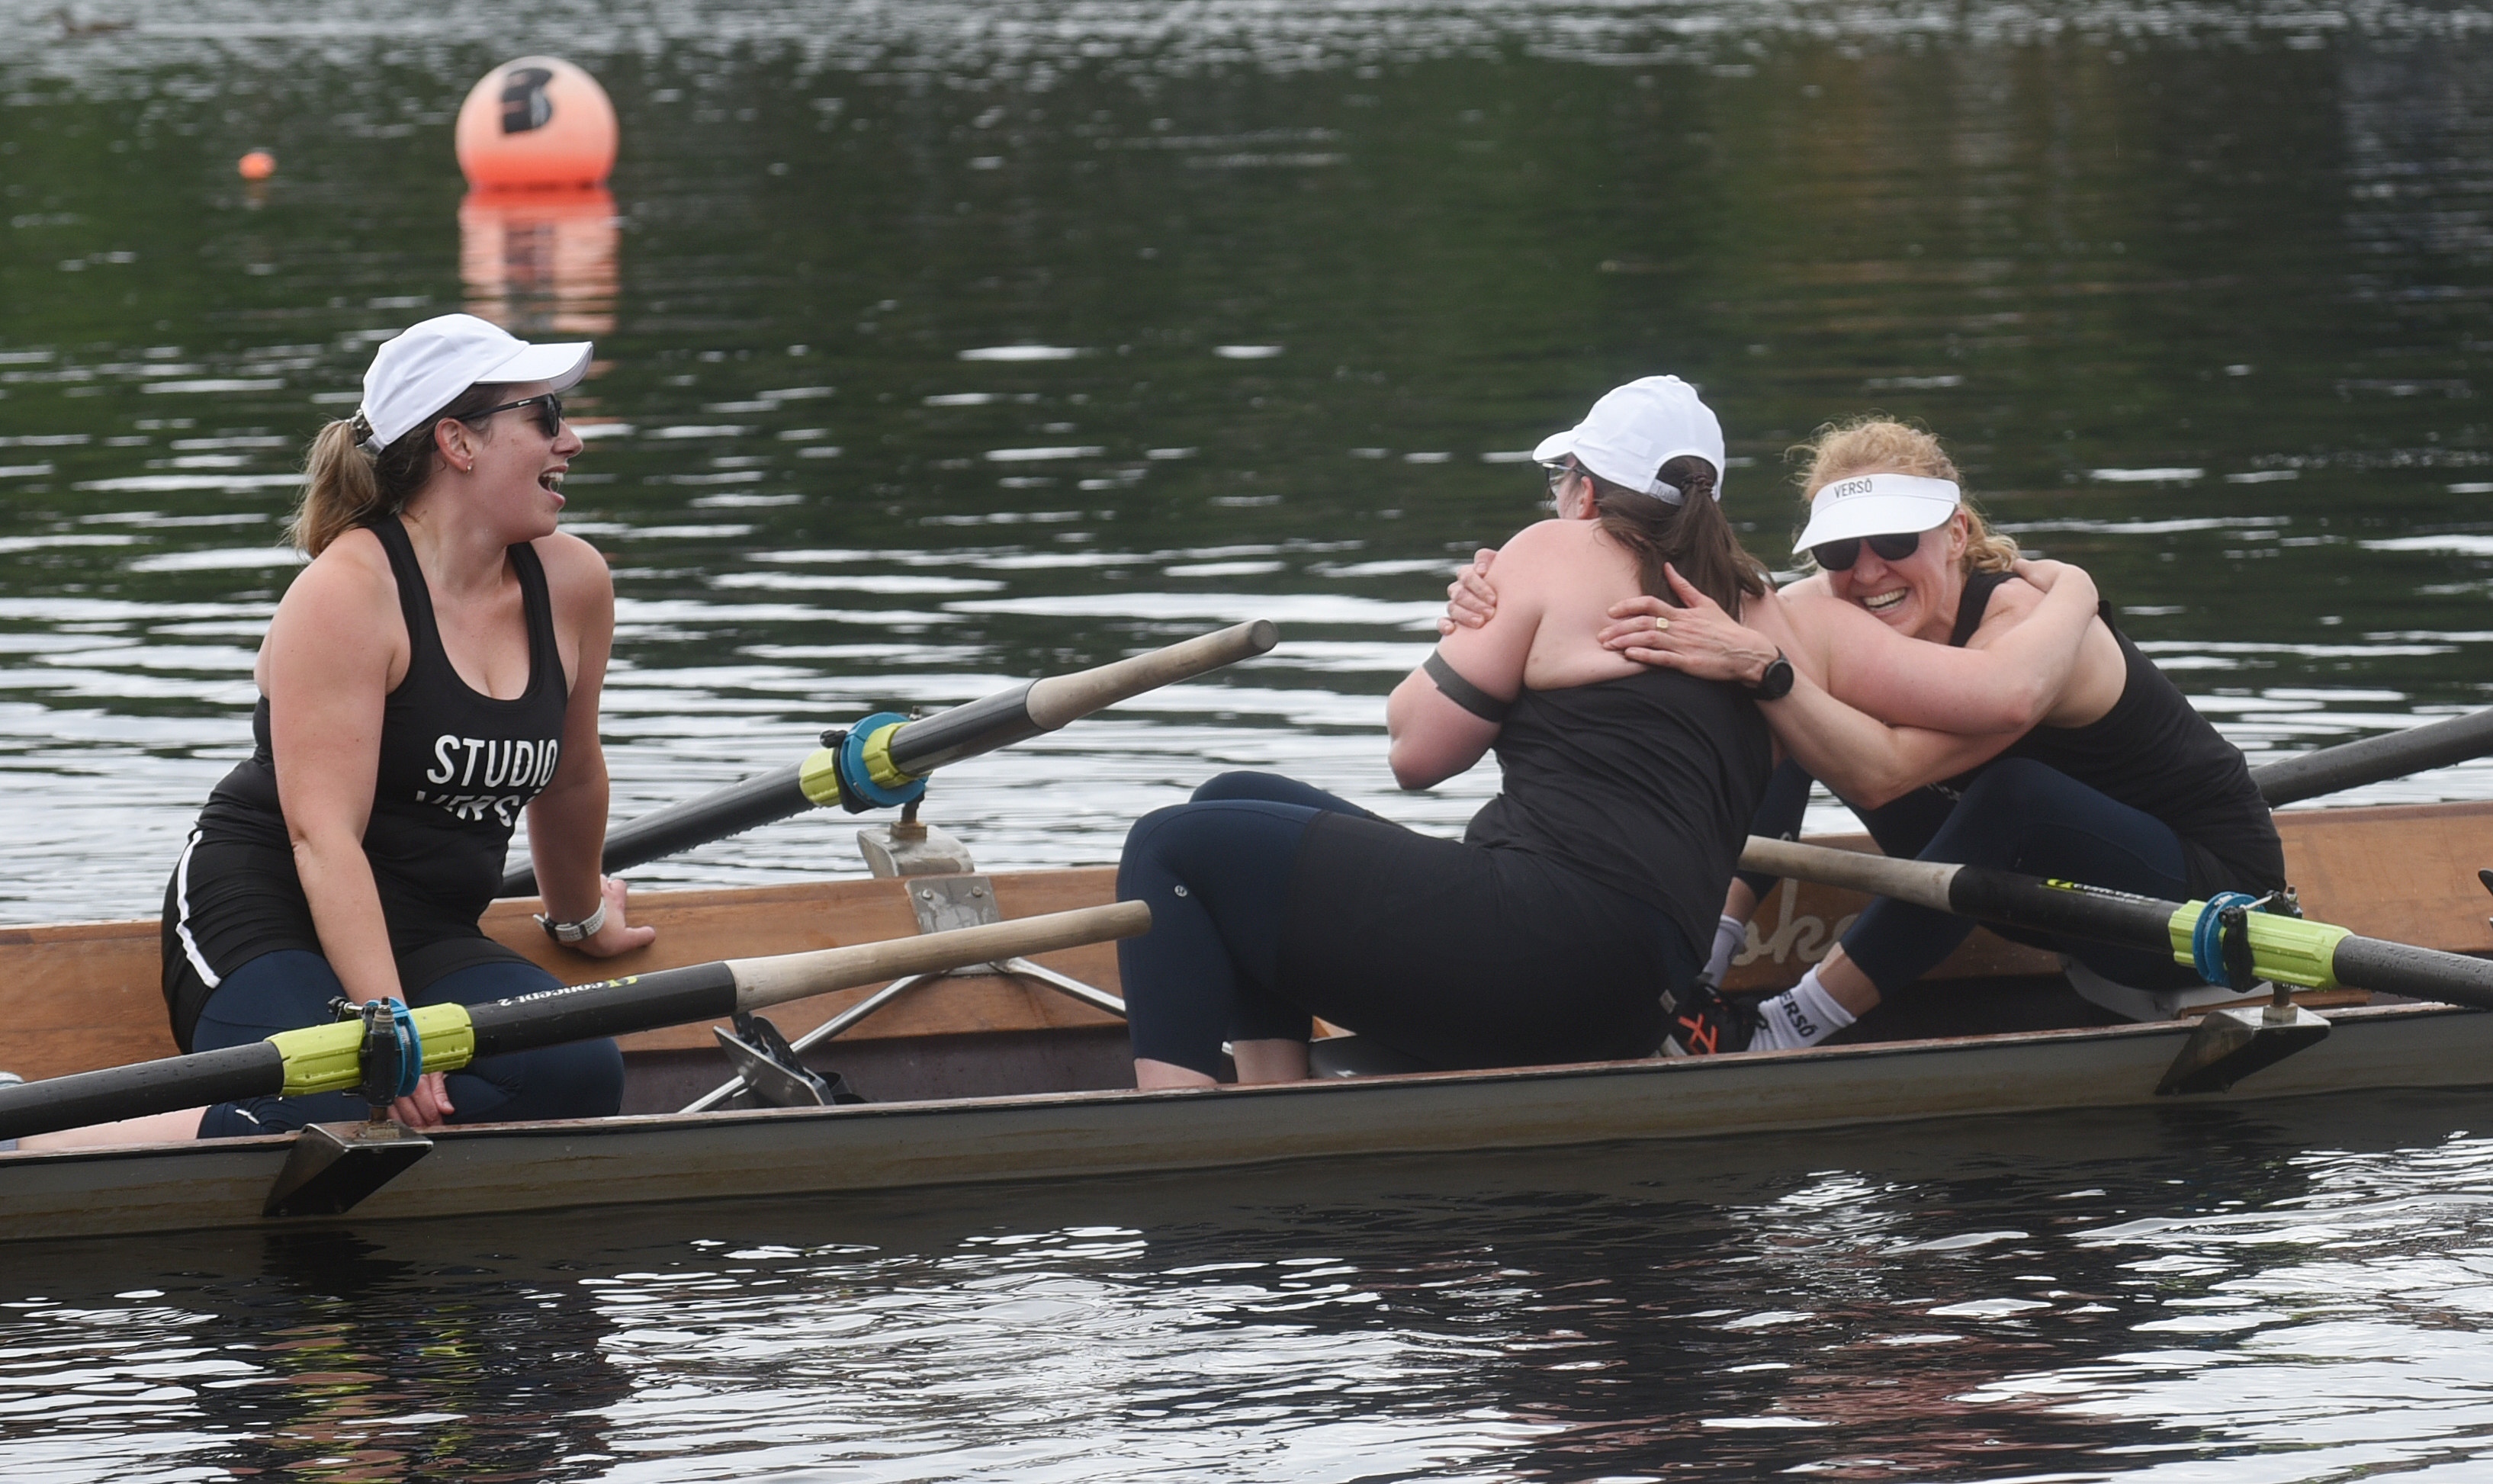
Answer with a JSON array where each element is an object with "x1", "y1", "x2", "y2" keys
[
  {"x1": 8, "y1": 1, "x2": 2493, "y2": 1476},
  {"x1": 13, "y1": 1094, "x2": 2493, "y2": 1481},
  {"x1": 4, "y1": 0, "x2": 2493, "y2": 920}
]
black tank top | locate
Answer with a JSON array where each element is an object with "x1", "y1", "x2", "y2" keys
[
  {"x1": 188, "y1": 516, "x2": 570, "y2": 959},
  {"x1": 1948, "y1": 570, "x2": 2284, "y2": 896},
  {"x1": 1465, "y1": 667, "x2": 1775, "y2": 956}
]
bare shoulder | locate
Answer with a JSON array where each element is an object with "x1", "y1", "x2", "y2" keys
[
  {"x1": 531, "y1": 531, "x2": 615, "y2": 599},
  {"x1": 1965, "y1": 574, "x2": 2045, "y2": 634},
  {"x1": 277, "y1": 528, "x2": 395, "y2": 623},
  {"x1": 1492, "y1": 519, "x2": 1607, "y2": 585}
]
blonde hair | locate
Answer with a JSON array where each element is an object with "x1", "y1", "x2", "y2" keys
[
  {"x1": 284, "y1": 382, "x2": 510, "y2": 555},
  {"x1": 1794, "y1": 417, "x2": 2018, "y2": 573}
]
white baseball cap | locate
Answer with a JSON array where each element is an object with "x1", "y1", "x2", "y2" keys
[
  {"x1": 1791, "y1": 471, "x2": 1962, "y2": 554},
  {"x1": 356, "y1": 313, "x2": 592, "y2": 451},
  {"x1": 1531, "y1": 374, "x2": 1726, "y2": 503}
]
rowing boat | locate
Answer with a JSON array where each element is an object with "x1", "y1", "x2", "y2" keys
[{"x1": 3, "y1": 796, "x2": 2488, "y2": 1244}]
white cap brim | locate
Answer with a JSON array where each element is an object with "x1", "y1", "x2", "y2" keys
[
  {"x1": 479, "y1": 339, "x2": 593, "y2": 394},
  {"x1": 1792, "y1": 473, "x2": 1961, "y2": 554},
  {"x1": 1531, "y1": 430, "x2": 1721, "y2": 500}
]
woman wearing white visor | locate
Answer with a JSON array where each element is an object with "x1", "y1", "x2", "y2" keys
[
  {"x1": 27, "y1": 313, "x2": 652, "y2": 1149},
  {"x1": 1584, "y1": 420, "x2": 2285, "y2": 1053}
]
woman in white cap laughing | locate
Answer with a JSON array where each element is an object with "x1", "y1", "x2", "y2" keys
[
  {"x1": 28, "y1": 313, "x2": 651, "y2": 1149},
  {"x1": 1112, "y1": 379, "x2": 2099, "y2": 1086},
  {"x1": 1589, "y1": 419, "x2": 2285, "y2": 1055}
]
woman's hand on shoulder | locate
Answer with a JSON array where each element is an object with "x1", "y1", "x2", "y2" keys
[
  {"x1": 1438, "y1": 548, "x2": 1499, "y2": 635},
  {"x1": 1600, "y1": 565, "x2": 1782, "y2": 687},
  {"x1": 574, "y1": 875, "x2": 657, "y2": 959}
]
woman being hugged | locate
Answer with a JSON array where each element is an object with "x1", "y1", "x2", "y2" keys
[
  {"x1": 1120, "y1": 377, "x2": 1772, "y2": 1084},
  {"x1": 46, "y1": 314, "x2": 654, "y2": 1147}
]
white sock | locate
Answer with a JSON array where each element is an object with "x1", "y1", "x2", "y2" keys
[
  {"x1": 1706, "y1": 913, "x2": 1746, "y2": 984},
  {"x1": 1747, "y1": 965, "x2": 1857, "y2": 1052}
]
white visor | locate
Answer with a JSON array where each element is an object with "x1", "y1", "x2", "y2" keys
[{"x1": 1792, "y1": 472, "x2": 1962, "y2": 555}]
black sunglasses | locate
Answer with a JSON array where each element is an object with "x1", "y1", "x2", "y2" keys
[
  {"x1": 464, "y1": 392, "x2": 565, "y2": 438},
  {"x1": 1811, "y1": 530, "x2": 1924, "y2": 571}
]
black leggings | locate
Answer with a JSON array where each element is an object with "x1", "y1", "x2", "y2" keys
[
  {"x1": 191, "y1": 949, "x2": 625, "y2": 1139},
  {"x1": 1735, "y1": 756, "x2": 2200, "y2": 994},
  {"x1": 1117, "y1": 773, "x2": 1697, "y2": 1077}
]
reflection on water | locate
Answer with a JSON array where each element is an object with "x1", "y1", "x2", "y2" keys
[
  {"x1": 10, "y1": 1094, "x2": 2493, "y2": 1479},
  {"x1": 458, "y1": 188, "x2": 619, "y2": 336}
]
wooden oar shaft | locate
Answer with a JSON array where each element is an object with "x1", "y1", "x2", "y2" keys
[
  {"x1": 1740, "y1": 836, "x2": 2493, "y2": 1010},
  {"x1": 501, "y1": 621, "x2": 1278, "y2": 895},
  {"x1": 0, "y1": 902, "x2": 1150, "y2": 1144},
  {"x1": 891, "y1": 619, "x2": 1277, "y2": 776},
  {"x1": 2253, "y1": 704, "x2": 2493, "y2": 808}
]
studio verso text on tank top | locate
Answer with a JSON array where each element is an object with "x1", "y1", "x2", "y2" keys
[{"x1": 417, "y1": 734, "x2": 560, "y2": 825}]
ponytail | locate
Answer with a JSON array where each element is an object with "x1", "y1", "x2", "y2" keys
[
  {"x1": 283, "y1": 381, "x2": 514, "y2": 555},
  {"x1": 1588, "y1": 455, "x2": 1769, "y2": 615}
]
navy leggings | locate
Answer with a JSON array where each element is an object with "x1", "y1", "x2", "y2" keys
[
  {"x1": 191, "y1": 949, "x2": 625, "y2": 1139},
  {"x1": 1119, "y1": 773, "x2": 1694, "y2": 1076},
  {"x1": 1116, "y1": 774, "x2": 1380, "y2": 1068},
  {"x1": 1736, "y1": 756, "x2": 2198, "y2": 994}
]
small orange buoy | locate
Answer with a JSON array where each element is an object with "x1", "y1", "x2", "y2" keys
[
  {"x1": 236, "y1": 149, "x2": 275, "y2": 181},
  {"x1": 455, "y1": 56, "x2": 617, "y2": 191}
]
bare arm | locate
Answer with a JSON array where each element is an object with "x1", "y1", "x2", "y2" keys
[
  {"x1": 1629, "y1": 567, "x2": 2020, "y2": 807},
  {"x1": 1810, "y1": 560, "x2": 2100, "y2": 733},
  {"x1": 264, "y1": 537, "x2": 456, "y2": 1127},
  {"x1": 522, "y1": 534, "x2": 654, "y2": 959},
  {"x1": 264, "y1": 539, "x2": 406, "y2": 1010},
  {"x1": 1390, "y1": 526, "x2": 1561, "y2": 788},
  {"x1": 1601, "y1": 558, "x2": 2103, "y2": 734}
]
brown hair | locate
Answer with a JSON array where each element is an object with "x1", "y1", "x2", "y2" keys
[
  {"x1": 285, "y1": 382, "x2": 512, "y2": 555},
  {"x1": 1582, "y1": 455, "x2": 1770, "y2": 615},
  {"x1": 1795, "y1": 417, "x2": 2018, "y2": 573}
]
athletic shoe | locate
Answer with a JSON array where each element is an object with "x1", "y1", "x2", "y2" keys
[
  {"x1": 0, "y1": 1071, "x2": 18, "y2": 1152},
  {"x1": 1661, "y1": 975, "x2": 1759, "y2": 1058}
]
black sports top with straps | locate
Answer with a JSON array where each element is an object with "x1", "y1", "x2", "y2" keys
[
  {"x1": 1947, "y1": 569, "x2": 2284, "y2": 898},
  {"x1": 162, "y1": 516, "x2": 569, "y2": 1048},
  {"x1": 1464, "y1": 667, "x2": 1775, "y2": 956}
]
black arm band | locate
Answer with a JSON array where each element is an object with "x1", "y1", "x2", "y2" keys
[{"x1": 1425, "y1": 650, "x2": 1512, "y2": 723}]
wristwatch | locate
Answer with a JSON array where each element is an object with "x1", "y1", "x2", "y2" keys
[
  {"x1": 1748, "y1": 650, "x2": 1795, "y2": 701},
  {"x1": 535, "y1": 899, "x2": 608, "y2": 943}
]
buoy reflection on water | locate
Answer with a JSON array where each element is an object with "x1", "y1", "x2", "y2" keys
[{"x1": 458, "y1": 187, "x2": 618, "y2": 337}]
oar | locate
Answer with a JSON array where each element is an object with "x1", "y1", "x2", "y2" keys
[
  {"x1": 1738, "y1": 835, "x2": 2493, "y2": 1009},
  {"x1": 502, "y1": 619, "x2": 1279, "y2": 895},
  {"x1": 0, "y1": 901, "x2": 1150, "y2": 1144},
  {"x1": 2252, "y1": 703, "x2": 2493, "y2": 808}
]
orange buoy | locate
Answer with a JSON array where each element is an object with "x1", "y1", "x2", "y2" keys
[
  {"x1": 236, "y1": 149, "x2": 275, "y2": 181},
  {"x1": 454, "y1": 56, "x2": 617, "y2": 191}
]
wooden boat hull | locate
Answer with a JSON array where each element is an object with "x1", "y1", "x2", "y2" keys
[
  {"x1": 5, "y1": 798, "x2": 2491, "y2": 1242},
  {"x1": 5, "y1": 999, "x2": 2492, "y2": 1245}
]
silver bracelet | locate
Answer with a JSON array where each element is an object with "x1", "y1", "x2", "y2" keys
[{"x1": 535, "y1": 898, "x2": 608, "y2": 943}]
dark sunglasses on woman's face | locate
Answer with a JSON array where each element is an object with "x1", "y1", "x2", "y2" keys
[
  {"x1": 1811, "y1": 529, "x2": 1924, "y2": 572},
  {"x1": 467, "y1": 393, "x2": 565, "y2": 439}
]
